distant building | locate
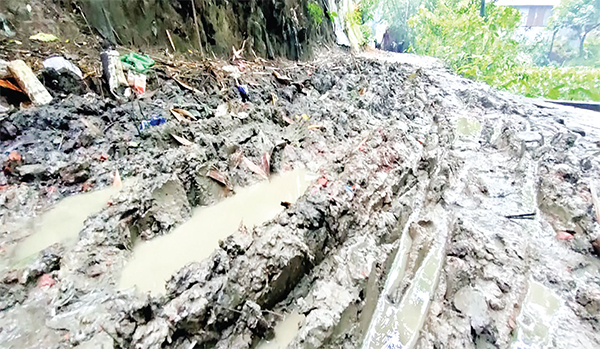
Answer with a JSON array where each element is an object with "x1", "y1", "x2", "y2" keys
[{"x1": 495, "y1": 0, "x2": 560, "y2": 27}]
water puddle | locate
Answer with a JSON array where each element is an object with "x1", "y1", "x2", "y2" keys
[
  {"x1": 119, "y1": 169, "x2": 312, "y2": 294},
  {"x1": 512, "y1": 280, "x2": 561, "y2": 349},
  {"x1": 362, "y1": 209, "x2": 446, "y2": 349},
  {"x1": 255, "y1": 310, "x2": 305, "y2": 349},
  {"x1": 456, "y1": 116, "x2": 482, "y2": 137},
  {"x1": 12, "y1": 186, "x2": 121, "y2": 262}
]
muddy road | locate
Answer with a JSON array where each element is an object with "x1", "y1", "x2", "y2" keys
[{"x1": 1, "y1": 50, "x2": 600, "y2": 349}]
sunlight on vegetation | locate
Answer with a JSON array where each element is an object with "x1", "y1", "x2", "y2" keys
[{"x1": 353, "y1": 0, "x2": 600, "y2": 101}]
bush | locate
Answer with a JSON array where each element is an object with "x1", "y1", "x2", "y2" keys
[
  {"x1": 503, "y1": 66, "x2": 600, "y2": 101},
  {"x1": 307, "y1": 1, "x2": 324, "y2": 27}
]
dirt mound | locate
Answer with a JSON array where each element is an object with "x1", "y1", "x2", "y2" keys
[{"x1": 1, "y1": 47, "x2": 600, "y2": 349}]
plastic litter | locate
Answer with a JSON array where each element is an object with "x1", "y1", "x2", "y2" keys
[
  {"x1": 139, "y1": 116, "x2": 166, "y2": 130},
  {"x1": 237, "y1": 84, "x2": 249, "y2": 102},
  {"x1": 120, "y1": 53, "x2": 155, "y2": 73},
  {"x1": 43, "y1": 56, "x2": 83, "y2": 79},
  {"x1": 127, "y1": 71, "x2": 146, "y2": 94},
  {"x1": 29, "y1": 33, "x2": 59, "y2": 42},
  {"x1": 101, "y1": 50, "x2": 128, "y2": 94}
]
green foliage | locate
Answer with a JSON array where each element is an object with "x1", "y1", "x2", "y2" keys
[
  {"x1": 345, "y1": 1, "x2": 374, "y2": 45},
  {"x1": 548, "y1": 0, "x2": 600, "y2": 57},
  {"x1": 409, "y1": 0, "x2": 522, "y2": 84},
  {"x1": 326, "y1": 10, "x2": 338, "y2": 23},
  {"x1": 307, "y1": 1, "x2": 324, "y2": 27},
  {"x1": 502, "y1": 67, "x2": 600, "y2": 101}
]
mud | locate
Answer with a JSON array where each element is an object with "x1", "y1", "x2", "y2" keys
[{"x1": 1, "y1": 47, "x2": 600, "y2": 349}]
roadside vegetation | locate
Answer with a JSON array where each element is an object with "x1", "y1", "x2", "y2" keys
[{"x1": 340, "y1": 0, "x2": 600, "y2": 101}]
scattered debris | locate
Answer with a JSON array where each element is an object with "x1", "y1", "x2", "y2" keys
[
  {"x1": 505, "y1": 212, "x2": 536, "y2": 220},
  {"x1": 556, "y1": 231, "x2": 574, "y2": 241},
  {"x1": 261, "y1": 152, "x2": 271, "y2": 176},
  {"x1": 43, "y1": 56, "x2": 83, "y2": 79},
  {"x1": 113, "y1": 169, "x2": 122, "y2": 187},
  {"x1": 29, "y1": 33, "x2": 58, "y2": 42},
  {"x1": 120, "y1": 53, "x2": 155, "y2": 73},
  {"x1": 242, "y1": 156, "x2": 268, "y2": 180},
  {"x1": 127, "y1": 71, "x2": 147, "y2": 94},
  {"x1": 170, "y1": 108, "x2": 196, "y2": 123},
  {"x1": 237, "y1": 84, "x2": 249, "y2": 102},
  {"x1": 273, "y1": 71, "x2": 292, "y2": 84},
  {"x1": 8, "y1": 60, "x2": 53, "y2": 105},
  {"x1": 207, "y1": 169, "x2": 232, "y2": 190},
  {"x1": 139, "y1": 116, "x2": 166, "y2": 130},
  {"x1": 101, "y1": 50, "x2": 128, "y2": 95},
  {"x1": 37, "y1": 274, "x2": 55, "y2": 288},
  {"x1": 171, "y1": 133, "x2": 194, "y2": 146},
  {"x1": 0, "y1": 79, "x2": 24, "y2": 93}
]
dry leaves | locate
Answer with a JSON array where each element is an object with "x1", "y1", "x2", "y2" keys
[
  {"x1": 273, "y1": 70, "x2": 292, "y2": 84},
  {"x1": 171, "y1": 133, "x2": 194, "y2": 146},
  {"x1": 261, "y1": 152, "x2": 270, "y2": 176},
  {"x1": 242, "y1": 156, "x2": 268, "y2": 180},
  {"x1": 170, "y1": 108, "x2": 196, "y2": 123},
  {"x1": 207, "y1": 169, "x2": 232, "y2": 190}
]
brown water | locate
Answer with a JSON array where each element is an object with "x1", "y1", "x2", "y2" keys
[
  {"x1": 12, "y1": 186, "x2": 120, "y2": 262},
  {"x1": 255, "y1": 310, "x2": 305, "y2": 349},
  {"x1": 362, "y1": 208, "x2": 447, "y2": 349},
  {"x1": 512, "y1": 280, "x2": 561, "y2": 348},
  {"x1": 119, "y1": 169, "x2": 312, "y2": 294}
]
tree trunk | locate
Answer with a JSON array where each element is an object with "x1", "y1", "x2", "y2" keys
[
  {"x1": 548, "y1": 29, "x2": 557, "y2": 60},
  {"x1": 579, "y1": 30, "x2": 588, "y2": 57}
]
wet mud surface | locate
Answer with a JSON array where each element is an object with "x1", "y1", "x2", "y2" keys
[{"x1": 2, "y1": 50, "x2": 600, "y2": 349}]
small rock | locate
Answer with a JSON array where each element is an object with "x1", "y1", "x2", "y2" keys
[
  {"x1": 592, "y1": 237, "x2": 600, "y2": 256},
  {"x1": 0, "y1": 121, "x2": 18, "y2": 140},
  {"x1": 17, "y1": 164, "x2": 47, "y2": 181}
]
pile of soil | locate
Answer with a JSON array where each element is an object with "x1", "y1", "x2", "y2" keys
[{"x1": 1, "y1": 45, "x2": 600, "y2": 349}]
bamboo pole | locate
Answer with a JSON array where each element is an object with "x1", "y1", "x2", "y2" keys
[{"x1": 191, "y1": 0, "x2": 204, "y2": 58}]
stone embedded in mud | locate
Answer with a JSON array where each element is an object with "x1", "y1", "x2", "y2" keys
[
  {"x1": 16, "y1": 163, "x2": 47, "y2": 181},
  {"x1": 453, "y1": 286, "x2": 492, "y2": 332},
  {"x1": 592, "y1": 237, "x2": 600, "y2": 256}
]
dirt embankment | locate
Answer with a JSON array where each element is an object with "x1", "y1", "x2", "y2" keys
[
  {"x1": 0, "y1": 0, "x2": 335, "y2": 60},
  {"x1": 1, "y1": 43, "x2": 600, "y2": 349}
]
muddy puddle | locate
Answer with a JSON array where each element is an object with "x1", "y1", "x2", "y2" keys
[
  {"x1": 456, "y1": 116, "x2": 482, "y2": 137},
  {"x1": 512, "y1": 280, "x2": 562, "y2": 348},
  {"x1": 11, "y1": 186, "x2": 122, "y2": 264},
  {"x1": 119, "y1": 169, "x2": 313, "y2": 294},
  {"x1": 362, "y1": 209, "x2": 447, "y2": 349},
  {"x1": 256, "y1": 310, "x2": 305, "y2": 349}
]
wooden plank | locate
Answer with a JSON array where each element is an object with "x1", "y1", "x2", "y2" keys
[{"x1": 8, "y1": 60, "x2": 53, "y2": 106}]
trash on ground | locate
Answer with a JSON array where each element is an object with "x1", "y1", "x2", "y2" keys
[
  {"x1": 120, "y1": 53, "x2": 155, "y2": 73},
  {"x1": 0, "y1": 79, "x2": 24, "y2": 93},
  {"x1": 29, "y1": 33, "x2": 59, "y2": 42},
  {"x1": 139, "y1": 116, "x2": 166, "y2": 130},
  {"x1": 308, "y1": 124, "x2": 323, "y2": 130},
  {"x1": 556, "y1": 231, "x2": 574, "y2": 241},
  {"x1": 113, "y1": 169, "x2": 122, "y2": 187},
  {"x1": 282, "y1": 115, "x2": 294, "y2": 124},
  {"x1": 37, "y1": 274, "x2": 55, "y2": 288},
  {"x1": 171, "y1": 133, "x2": 194, "y2": 146},
  {"x1": 8, "y1": 60, "x2": 53, "y2": 105},
  {"x1": 242, "y1": 156, "x2": 268, "y2": 180},
  {"x1": 237, "y1": 84, "x2": 249, "y2": 102},
  {"x1": 127, "y1": 71, "x2": 146, "y2": 94},
  {"x1": 43, "y1": 56, "x2": 83, "y2": 79},
  {"x1": 101, "y1": 50, "x2": 128, "y2": 94},
  {"x1": 318, "y1": 177, "x2": 328, "y2": 187}
]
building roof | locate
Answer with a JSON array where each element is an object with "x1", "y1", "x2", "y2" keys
[{"x1": 494, "y1": 0, "x2": 560, "y2": 6}]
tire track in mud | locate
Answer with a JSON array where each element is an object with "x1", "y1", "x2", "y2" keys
[{"x1": 2, "y1": 52, "x2": 600, "y2": 349}]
